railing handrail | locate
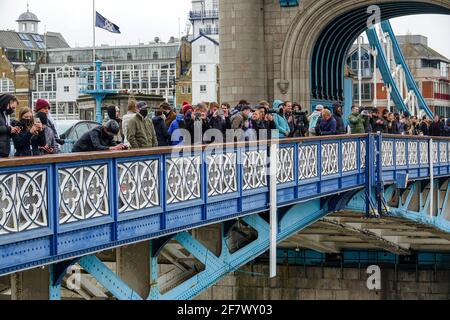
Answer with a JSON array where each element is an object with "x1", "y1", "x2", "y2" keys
[{"x1": 3, "y1": 133, "x2": 450, "y2": 168}]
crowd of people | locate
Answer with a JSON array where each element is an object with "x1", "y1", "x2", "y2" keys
[{"x1": 1, "y1": 92, "x2": 450, "y2": 157}]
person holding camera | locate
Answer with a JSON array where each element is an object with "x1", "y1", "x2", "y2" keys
[
  {"x1": 348, "y1": 106, "x2": 365, "y2": 134},
  {"x1": 32, "y1": 112, "x2": 59, "y2": 155},
  {"x1": 11, "y1": 107, "x2": 43, "y2": 156},
  {"x1": 191, "y1": 103, "x2": 211, "y2": 144},
  {"x1": 126, "y1": 101, "x2": 158, "y2": 149},
  {"x1": 291, "y1": 103, "x2": 309, "y2": 137}
]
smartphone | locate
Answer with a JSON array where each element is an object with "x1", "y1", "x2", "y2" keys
[{"x1": 34, "y1": 118, "x2": 42, "y2": 125}]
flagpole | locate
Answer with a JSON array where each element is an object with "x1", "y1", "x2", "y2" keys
[{"x1": 93, "y1": 0, "x2": 96, "y2": 89}]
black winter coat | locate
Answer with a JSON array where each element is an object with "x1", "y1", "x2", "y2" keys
[
  {"x1": 72, "y1": 126, "x2": 117, "y2": 152},
  {"x1": 152, "y1": 116, "x2": 171, "y2": 146},
  {"x1": 0, "y1": 94, "x2": 16, "y2": 157},
  {"x1": 333, "y1": 113, "x2": 346, "y2": 134}
]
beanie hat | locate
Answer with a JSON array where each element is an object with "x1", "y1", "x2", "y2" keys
[
  {"x1": 136, "y1": 101, "x2": 148, "y2": 110},
  {"x1": 35, "y1": 112, "x2": 48, "y2": 126},
  {"x1": 181, "y1": 104, "x2": 193, "y2": 115},
  {"x1": 35, "y1": 99, "x2": 50, "y2": 112},
  {"x1": 182, "y1": 101, "x2": 189, "y2": 107}
]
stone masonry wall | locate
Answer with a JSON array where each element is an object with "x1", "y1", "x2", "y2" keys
[{"x1": 195, "y1": 264, "x2": 450, "y2": 300}]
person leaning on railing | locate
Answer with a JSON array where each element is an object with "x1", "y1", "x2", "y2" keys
[{"x1": 72, "y1": 120, "x2": 127, "y2": 152}]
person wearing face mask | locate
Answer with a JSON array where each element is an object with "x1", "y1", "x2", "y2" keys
[
  {"x1": 72, "y1": 120, "x2": 126, "y2": 152},
  {"x1": 0, "y1": 93, "x2": 21, "y2": 157},
  {"x1": 126, "y1": 101, "x2": 158, "y2": 149},
  {"x1": 11, "y1": 107, "x2": 43, "y2": 156},
  {"x1": 33, "y1": 112, "x2": 59, "y2": 154}
]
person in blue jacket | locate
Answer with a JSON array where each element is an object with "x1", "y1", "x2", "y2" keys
[
  {"x1": 317, "y1": 109, "x2": 337, "y2": 136},
  {"x1": 272, "y1": 100, "x2": 290, "y2": 139}
]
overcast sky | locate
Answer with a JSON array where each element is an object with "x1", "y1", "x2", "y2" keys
[{"x1": 0, "y1": 0, "x2": 449, "y2": 58}]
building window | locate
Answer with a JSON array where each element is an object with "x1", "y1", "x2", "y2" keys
[
  {"x1": 64, "y1": 86, "x2": 70, "y2": 92},
  {"x1": 0, "y1": 78, "x2": 15, "y2": 93},
  {"x1": 22, "y1": 23, "x2": 26, "y2": 32},
  {"x1": 200, "y1": 85, "x2": 207, "y2": 93},
  {"x1": 127, "y1": 53, "x2": 133, "y2": 61},
  {"x1": 200, "y1": 65, "x2": 207, "y2": 73},
  {"x1": 200, "y1": 45, "x2": 206, "y2": 54},
  {"x1": 67, "y1": 56, "x2": 73, "y2": 63},
  {"x1": 353, "y1": 83, "x2": 372, "y2": 100},
  {"x1": 153, "y1": 52, "x2": 159, "y2": 59}
]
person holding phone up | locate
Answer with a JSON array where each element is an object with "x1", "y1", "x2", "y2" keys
[{"x1": 11, "y1": 107, "x2": 43, "y2": 156}]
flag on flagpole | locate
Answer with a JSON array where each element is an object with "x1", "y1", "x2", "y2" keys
[{"x1": 95, "y1": 11, "x2": 121, "y2": 34}]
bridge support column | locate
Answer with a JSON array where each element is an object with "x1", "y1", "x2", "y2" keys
[
  {"x1": 219, "y1": 0, "x2": 267, "y2": 105},
  {"x1": 10, "y1": 267, "x2": 50, "y2": 300},
  {"x1": 116, "y1": 241, "x2": 151, "y2": 298}
]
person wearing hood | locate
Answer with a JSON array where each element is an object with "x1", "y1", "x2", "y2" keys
[
  {"x1": 122, "y1": 99, "x2": 138, "y2": 147},
  {"x1": 161, "y1": 102, "x2": 177, "y2": 128},
  {"x1": 333, "y1": 102, "x2": 346, "y2": 134},
  {"x1": 106, "y1": 105, "x2": 124, "y2": 143},
  {"x1": 152, "y1": 110, "x2": 171, "y2": 146},
  {"x1": 11, "y1": 107, "x2": 43, "y2": 156},
  {"x1": 0, "y1": 93, "x2": 21, "y2": 157},
  {"x1": 271, "y1": 100, "x2": 290, "y2": 139},
  {"x1": 168, "y1": 103, "x2": 194, "y2": 145},
  {"x1": 127, "y1": 101, "x2": 158, "y2": 149}
]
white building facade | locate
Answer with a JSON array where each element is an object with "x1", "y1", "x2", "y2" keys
[
  {"x1": 189, "y1": 0, "x2": 220, "y2": 104},
  {"x1": 33, "y1": 43, "x2": 179, "y2": 120}
]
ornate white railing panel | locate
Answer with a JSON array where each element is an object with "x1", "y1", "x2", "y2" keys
[
  {"x1": 420, "y1": 141, "x2": 429, "y2": 165},
  {"x1": 277, "y1": 147, "x2": 294, "y2": 183},
  {"x1": 432, "y1": 142, "x2": 438, "y2": 164},
  {"x1": 59, "y1": 165, "x2": 109, "y2": 224},
  {"x1": 298, "y1": 144, "x2": 318, "y2": 180},
  {"x1": 118, "y1": 160, "x2": 160, "y2": 213},
  {"x1": 395, "y1": 141, "x2": 406, "y2": 166},
  {"x1": 0, "y1": 170, "x2": 48, "y2": 235},
  {"x1": 382, "y1": 141, "x2": 394, "y2": 167},
  {"x1": 439, "y1": 142, "x2": 448, "y2": 163},
  {"x1": 342, "y1": 141, "x2": 357, "y2": 172},
  {"x1": 207, "y1": 153, "x2": 237, "y2": 197},
  {"x1": 166, "y1": 156, "x2": 201, "y2": 204},
  {"x1": 243, "y1": 150, "x2": 267, "y2": 190},
  {"x1": 360, "y1": 140, "x2": 366, "y2": 169},
  {"x1": 408, "y1": 141, "x2": 418, "y2": 165},
  {"x1": 321, "y1": 143, "x2": 339, "y2": 176}
]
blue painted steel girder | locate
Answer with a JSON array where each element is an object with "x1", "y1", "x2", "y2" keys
[{"x1": 311, "y1": 2, "x2": 450, "y2": 102}]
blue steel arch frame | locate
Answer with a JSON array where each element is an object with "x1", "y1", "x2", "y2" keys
[{"x1": 310, "y1": 2, "x2": 450, "y2": 102}]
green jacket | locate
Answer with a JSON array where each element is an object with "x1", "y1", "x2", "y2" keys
[
  {"x1": 348, "y1": 113, "x2": 365, "y2": 134},
  {"x1": 127, "y1": 113, "x2": 158, "y2": 149}
]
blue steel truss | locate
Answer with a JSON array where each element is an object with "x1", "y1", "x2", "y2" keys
[{"x1": 366, "y1": 21, "x2": 433, "y2": 118}]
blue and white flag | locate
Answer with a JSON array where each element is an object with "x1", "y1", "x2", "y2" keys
[{"x1": 95, "y1": 12, "x2": 121, "y2": 34}]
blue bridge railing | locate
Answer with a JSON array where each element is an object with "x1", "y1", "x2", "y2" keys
[{"x1": 0, "y1": 134, "x2": 450, "y2": 275}]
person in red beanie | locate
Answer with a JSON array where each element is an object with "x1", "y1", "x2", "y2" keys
[
  {"x1": 181, "y1": 104, "x2": 194, "y2": 116},
  {"x1": 34, "y1": 99, "x2": 65, "y2": 145}
]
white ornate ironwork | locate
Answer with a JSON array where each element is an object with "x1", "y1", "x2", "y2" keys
[
  {"x1": 277, "y1": 147, "x2": 294, "y2": 183},
  {"x1": 118, "y1": 160, "x2": 160, "y2": 213},
  {"x1": 360, "y1": 140, "x2": 366, "y2": 169},
  {"x1": 342, "y1": 141, "x2": 357, "y2": 172},
  {"x1": 408, "y1": 141, "x2": 418, "y2": 165},
  {"x1": 395, "y1": 141, "x2": 406, "y2": 166},
  {"x1": 321, "y1": 143, "x2": 339, "y2": 176},
  {"x1": 439, "y1": 142, "x2": 448, "y2": 163},
  {"x1": 432, "y1": 142, "x2": 438, "y2": 164},
  {"x1": 299, "y1": 144, "x2": 318, "y2": 180},
  {"x1": 166, "y1": 156, "x2": 201, "y2": 204},
  {"x1": 207, "y1": 153, "x2": 237, "y2": 196},
  {"x1": 0, "y1": 170, "x2": 47, "y2": 235},
  {"x1": 59, "y1": 165, "x2": 109, "y2": 224},
  {"x1": 243, "y1": 150, "x2": 267, "y2": 190},
  {"x1": 419, "y1": 141, "x2": 429, "y2": 165},
  {"x1": 382, "y1": 141, "x2": 394, "y2": 167}
]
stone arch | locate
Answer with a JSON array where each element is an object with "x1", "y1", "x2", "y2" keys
[{"x1": 279, "y1": 0, "x2": 450, "y2": 109}]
